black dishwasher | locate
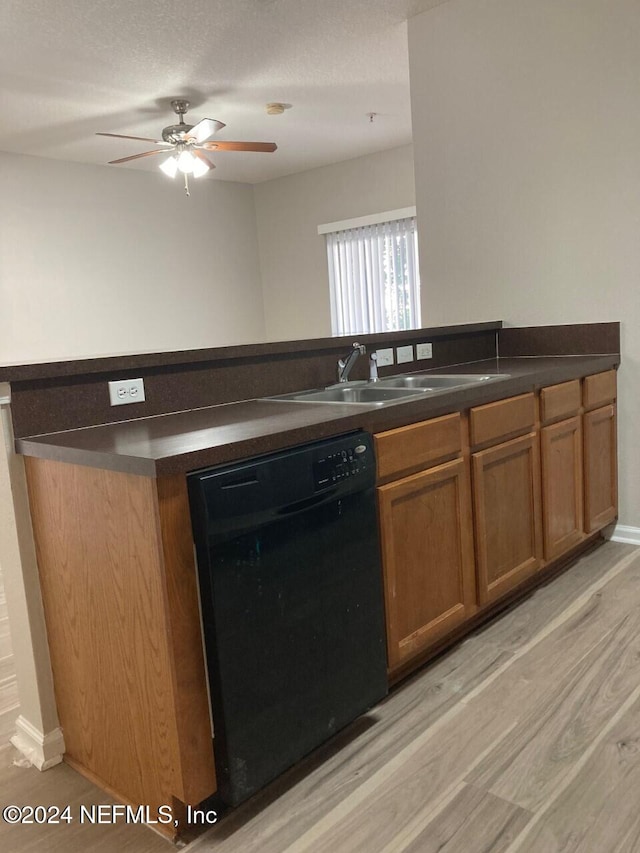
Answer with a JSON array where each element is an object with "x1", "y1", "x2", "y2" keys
[{"x1": 188, "y1": 431, "x2": 387, "y2": 806}]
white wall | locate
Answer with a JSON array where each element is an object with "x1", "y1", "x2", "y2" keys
[
  {"x1": 253, "y1": 145, "x2": 416, "y2": 341},
  {"x1": 0, "y1": 152, "x2": 265, "y2": 363},
  {"x1": 409, "y1": 0, "x2": 640, "y2": 527}
]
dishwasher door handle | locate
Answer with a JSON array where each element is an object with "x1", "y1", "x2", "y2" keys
[{"x1": 277, "y1": 489, "x2": 338, "y2": 517}]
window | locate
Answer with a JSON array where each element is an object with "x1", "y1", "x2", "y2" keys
[{"x1": 319, "y1": 208, "x2": 421, "y2": 337}]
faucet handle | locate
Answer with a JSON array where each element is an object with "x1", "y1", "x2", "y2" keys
[{"x1": 369, "y1": 352, "x2": 379, "y2": 382}]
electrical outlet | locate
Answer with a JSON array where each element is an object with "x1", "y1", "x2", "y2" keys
[
  {"x1": 375, "y1": 348, "x2": 394, "y2": 367},
  {"x1": 108, "y1": 378, "x2": 146, "y2": 406},
  {"x1": 396, "y1": 345, "x2": 414, "y2": 364},
  {"x1": 416, "y1": 343, "x2": 433, "y2": 360}
]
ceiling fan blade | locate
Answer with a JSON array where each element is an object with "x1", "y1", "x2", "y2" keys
[
  {"x1": 201, "y1": 141, "x2": 278, "y2": 153},
  {"x1": 97, "y1": 132, "x2": 169, "y2": 145},
  {"x1": 108, "y1": 149, "x2": 166, "y2": 165},
  {"x1": 187, "y1": 118, "x2": 226, "y2": 144},
  {"x1": 194, "y1": 150, "x2": 216, "y2": 171}
]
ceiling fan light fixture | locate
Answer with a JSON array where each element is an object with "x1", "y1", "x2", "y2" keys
[
  {"x1": 159, "y1": 155, "x2": 179, "y2": 178},
  {"x1": 191, "y1": 156, "x2": 211, "y2": 178},
  {"x1": 177, "y1": 149, "x2": 196, "y2": 174}
]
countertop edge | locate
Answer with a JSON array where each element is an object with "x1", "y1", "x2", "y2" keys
[{"x1": 16, "y1": 439, "x2": 159, "y2": 477}]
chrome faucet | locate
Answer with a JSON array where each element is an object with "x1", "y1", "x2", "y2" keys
[{"x1": 337, "y1": 342, "x2": 366, "y2": 383}]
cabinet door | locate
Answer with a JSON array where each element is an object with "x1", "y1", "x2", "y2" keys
[
  {"x1": 584, "y1": 404, "x2": 618, "y2": 532},
  {"x1": 472, "y1": 432, "x2": 543, "y2": 606},
  {"x1": 378, "y1": 457, "x2": 476, "y2": 671},
  {"x1": 541, "y1": 416, "x2": 584, "y2": 560}
]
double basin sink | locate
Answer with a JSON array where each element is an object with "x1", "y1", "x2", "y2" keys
[{"x1": 269, "y1": 373, "x2": 510, "y2": 408}]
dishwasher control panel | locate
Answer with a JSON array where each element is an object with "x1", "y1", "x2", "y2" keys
[{"x1": 313, "y1": 438, "x2": 372, "y2": 489}]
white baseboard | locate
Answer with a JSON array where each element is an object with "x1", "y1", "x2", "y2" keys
[
  {"x1": 10, "y1": 715, "x2": 65, "y2": 771},
  {"x1": 608, "y1": 524, "x2": 640, "y2": 546}
]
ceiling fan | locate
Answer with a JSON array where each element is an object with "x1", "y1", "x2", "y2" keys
[{"x1": 97, "y1": 99, "x2": 277, "y2": 195}]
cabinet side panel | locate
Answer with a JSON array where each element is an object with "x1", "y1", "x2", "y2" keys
[
  {"x1": 24, "y1": 457, "x2": 180, "y2": 815},
  {"x1": 155, "y1": 475, "x2": 217, "y2": 804}
]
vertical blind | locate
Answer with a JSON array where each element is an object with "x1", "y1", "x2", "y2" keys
[{"x1": 326, "y1": 216, "x2": 421, "y2": 337}]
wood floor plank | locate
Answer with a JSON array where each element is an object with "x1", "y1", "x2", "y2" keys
[
  {"x1": 281, "y1": 704, "x2": 521, "y2": 853},
  {"x1": 460, "y1": 547, "x2": 640, "y2": 717},
  {"x1": 0, "y1": 615, "x2": 14, "y2": 659},
  {"x1": 0, "y1": 676, "x2": 18, "y2": 716},
  {"x1": 0, "y1": 705, "x2": 19, "y2": 743},
  {"x1": 509, "y1": 693, "x2": 640, "y2": 852},
  {"x1": 400, "y1": 784, "x2": 532, "y2": 853},
  {"x1": 467, "y1": 598, "x2": 640, "y2": 811}
]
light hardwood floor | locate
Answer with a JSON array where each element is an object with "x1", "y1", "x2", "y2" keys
[{"x1": 1, "y1": 540, "x2": 639, "y2": 852}]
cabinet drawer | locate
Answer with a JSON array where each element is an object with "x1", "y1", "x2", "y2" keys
[
  {"x1": 540, "y1": 380, "x2": 581, "y2": 424},
  {"x1": 583, "y1": 370, "x2": 616, "y2": 410},
  {"x1": 469, "y1": 393, "x2": 535, "y2": 447},
  {"x1": 375, "y1": 413, "x2": 461, "y2": 481}
]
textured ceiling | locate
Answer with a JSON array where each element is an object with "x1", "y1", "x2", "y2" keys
[{"x1": 0, "y1": 0, "x2": 445, "y2": 183}]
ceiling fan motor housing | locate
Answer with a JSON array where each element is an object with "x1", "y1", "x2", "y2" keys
[
  {"x1": 162, "y1": 99, "x2": 193, "y2": 142},
  {"x1": 162, "y1": 124, "x2": 194, "y2": 143}
]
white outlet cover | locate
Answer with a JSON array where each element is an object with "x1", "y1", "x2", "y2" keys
[
  {"x1": 108, "y1": 378, "x2": 146, "y2": 406},
  {"x1": 396, "y1": 345, "x2": 414, "y2": 364},
  {"x1": 416, "y1": 343, "x2": 433, "y2": 360},
  {"x1": 375, "y1": 348, "x2": 394, "y2": 367}
]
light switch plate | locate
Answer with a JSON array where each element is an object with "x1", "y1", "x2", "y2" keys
[
  {"x1": 375, "y1": 348, "x2": 394, "y2": 367},
  {"x1": 396, "y1": 345, "x2": 414, "y2": 364},
  {"x1": 416, "y1": 342, "x2": 433, "y2": 360},
  {"x1": 108, "y1": 378, "x2": 146, "y2": 406}
]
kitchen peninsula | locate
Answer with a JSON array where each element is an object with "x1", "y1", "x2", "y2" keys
[{"x1": 0, "y1": 321, "x2": 619, "y2": 837}]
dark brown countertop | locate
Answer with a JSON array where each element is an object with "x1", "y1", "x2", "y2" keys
[{"x1": 16, "y1": 355, "x2": 619, "y2": 477}]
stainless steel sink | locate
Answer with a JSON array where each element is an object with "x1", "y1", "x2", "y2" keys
[
  {"x1": 267, "y1": 373, "x2": 510, "y2": 407},
  {"x1": 376, "y1": 373, "x2": 508, "y2": 390},
  {"x1": 270, "y1": 385, "x2": 426, "y2": 406}
]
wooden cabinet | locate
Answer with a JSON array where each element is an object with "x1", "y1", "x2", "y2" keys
[
  {"x1": 540, "y1": 416, "x2": 584, "y2": 560},
  {"x1": 538, "y1": 380, "x2": 584, "y2": 562},
  {"x1": 472, "y1": 432, "x2": 543, "y2": 606},
  {"x1": 582, "y1": 370, "x2": 617, "y2": 534},
  {"x1": 584, "y1": 404, "x2": 617, "y2": 532},
  {"x1": 469, "y1": 394, "x2": 542, "y2": 606},
  {"x1": 378, "y1": 457, "x2": 476, "y2": 671}
]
